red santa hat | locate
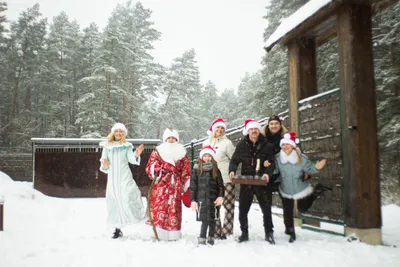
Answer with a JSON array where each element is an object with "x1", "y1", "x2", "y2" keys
[
  {"x1": 242, "y1": 119, "x2": 261, "y2": 135},
  {"x1": 162, "y1": 128, "x2": 179, "y2": 142},
  {"x1": 207, "y1": 118, "x2": 227, "y2": 135},
  {"x1": 280, "y1": 132, "x2": 300, "y2": 148},
  {"x1": 199, "y1": 145, "x2": 216, "y2": 159},
  {"x1": 111, "y1": 123, "x2": 128, "y2": 136}
]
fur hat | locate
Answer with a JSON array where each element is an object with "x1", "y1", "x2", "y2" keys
[
  {"x1": 111, "y1": 123, "x2": 128, "y2": 136},
  {"x1": 280, "y1": 132, "x2": 300, "y2": 148},
  {"x1": 162, "y1": 128, "x2": 179, "y2": 142},
  {"x1": 242, "y1": 119, "x2": 261, "y2": 135},
  {"x1": 207, "y1": 118, "x2": 227, "y2": 135},
  {"x1": 268, "y1": 114, "x2": 281, "y2": 124},
  {"x1": 199, "y1": 145, "x2": 216, "y2": 159}
]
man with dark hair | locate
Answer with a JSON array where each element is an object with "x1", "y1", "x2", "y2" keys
[{"x1": 229, "y1": 119, "x2": 276, "y2": 244}]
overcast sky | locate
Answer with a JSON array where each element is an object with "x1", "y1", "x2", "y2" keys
[{"x1": 5, "y1": 0, "x2": 270, "y2": 91}]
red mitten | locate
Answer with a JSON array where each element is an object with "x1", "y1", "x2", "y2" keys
[{"x1": 182, "y1": 189, "x2": 191, "y2": 208}]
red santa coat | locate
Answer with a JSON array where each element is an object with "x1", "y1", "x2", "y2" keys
[{"x1": 145, "y1": 142, "x2": 191, "y2": 241}]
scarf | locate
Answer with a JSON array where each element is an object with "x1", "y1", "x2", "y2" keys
[
  {"x1": 202, "y1": 162, "x2": 213, "y2": 172},
  {"x1": 280, "y1": 149, "x2": 298, "y2": 164}
]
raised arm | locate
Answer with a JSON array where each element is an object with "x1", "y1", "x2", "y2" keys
[
  {"x1": 127, "y1": 145, "x2": 141, "y2": 166},
  {"x1": 302, "y1": 155, "x2": 321, "y2": 175}
]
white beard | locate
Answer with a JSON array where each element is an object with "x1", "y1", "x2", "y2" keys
[
  {"x1": 280, "y1": 150, "x2": 298, "y2": 164},
  {"x1": 156, "y1": 142, "x2": 187, "y2": 166}
]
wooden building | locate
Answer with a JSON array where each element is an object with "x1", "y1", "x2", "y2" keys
[
  {"x1": 31, "y1": 138, "x2": 160, "y2": 198},
  {"x1": 264, "y1": 0, "x2": 398, "y2": 245}
]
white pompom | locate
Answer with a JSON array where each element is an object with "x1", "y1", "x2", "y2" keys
[
  {"x1": 284, "y1": 133, "x2": 291, "y2": 140},
  {"x1": 295, "y1": 138, "x2": 300, "y2": 144}
]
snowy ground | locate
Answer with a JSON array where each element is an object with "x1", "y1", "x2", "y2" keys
[{"x1": 0, "y1": 171, "x2": 399, "y2": 267}]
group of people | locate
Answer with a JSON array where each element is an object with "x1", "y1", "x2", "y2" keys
[{"x1": 99, "y1": 116, "x2": 332, "y2": 245}]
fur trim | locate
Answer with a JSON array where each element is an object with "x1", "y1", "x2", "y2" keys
[
  {"x1": 279, "y1": 184, "x2": 314, "y2": 200},
  {"x1": 156, "y1": 227, "x2": 182, "y2": 241},
  {"x1": 156, "y1": 142, "x2": 186, "y2": 166},
  {"x1": 162, "y1": 128, "x2": 179, "y2": 142},
  {"x1": 99, "y1": 141, "x2": 133, "y2": 149},
  {"x1": 242, "y1": 120, "x2": 261, "y2": 135},
  {"x1": 280, "y1": 150, "x2": 298, "y2": 164},
  {"x1": 207, "y1": 118, "x2": 226, "y2": 136},
  {"x1": 150, "y1": 162, "x2": 156, "y2": 178},
  {"x1": 183, "y1": 179, "x2": 190, "y2": 192},
  {"x1": 199, "y1": 146, "x2": 216, "y2": 159}
]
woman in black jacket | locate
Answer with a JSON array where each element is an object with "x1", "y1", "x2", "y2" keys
[{"x1": 190, "y1": 146, "x2": 224, "y2": 246}]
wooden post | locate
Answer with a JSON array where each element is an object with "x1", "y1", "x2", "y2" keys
[
  {"x1": 337, "y1": 3, "x2": 381, "y2": 245},
  {"x1": 287, "y1": 38, "x2": 317, "y2": 133},
  {"x1": 287, "y1": 38, "x2": 317, "y2": 221}
]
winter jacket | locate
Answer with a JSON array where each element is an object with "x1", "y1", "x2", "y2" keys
[
  {"x1": 229, "y1": 134, "x2": 275, "y2": 177},
  {"x1": 261, "y1": 126, "x2": 288, "y2": 155},
  {"x1": 190, "y1": 164, "x2": 224, "y2": 222},
  {"x1": 203, "y1": 135, "x2": 235, "y2": 183},
  {"x1": 274, "y1": 152, "x2": 319, "y2": 200}
]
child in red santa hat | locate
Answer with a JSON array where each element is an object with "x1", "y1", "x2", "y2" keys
[
  {"x1": 190, "y1": 145, "x2": 224, "y2": 246},
  {"x1": 274, "y1": 132, "x2": 332, "y2": 243}
]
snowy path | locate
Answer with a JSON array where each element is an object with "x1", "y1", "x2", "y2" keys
[{"x1": 0, "y1": 175, "x2": 399, "y2": 267}]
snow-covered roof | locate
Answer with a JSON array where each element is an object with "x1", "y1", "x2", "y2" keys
[
  {"x1": 264, "y1": 0, "x2": 333, "y2": 51},
  {"x1": 31, "y1": 138, "x2": 161, "y2": 145}
]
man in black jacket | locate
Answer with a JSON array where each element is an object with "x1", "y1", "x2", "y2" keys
[{"x1": 229, "y1": 119, "x2": 275, "y2": 244}]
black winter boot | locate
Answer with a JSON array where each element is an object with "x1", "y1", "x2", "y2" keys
[
  {"x1": 112, "y1": 228, "x2": 123, "y2": 239},
  {"x1": 265, "y1": 232, "x2": 275, "y2": 244},
  {"x1": 285, "y1": 227, "x2": 296, "y2": 243},
  {"x1": 237, "y1": 232, "x2": 249, "y2": 243},
  {"x1": 288, "y1": 234, "x2": 296, "y2": 243}
]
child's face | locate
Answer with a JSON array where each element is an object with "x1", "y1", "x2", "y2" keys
[
  {"x1": 281, "y1": 143, "x2": 294, "y2": 154},
  {"x1": 202, "y1": 154, "x2": 212, "y2": 163}
]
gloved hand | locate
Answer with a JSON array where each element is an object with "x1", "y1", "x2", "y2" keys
[
  {"x1": 191, "y1": 201, "x2": 198, "y2": 211},
  {"x1": 214, "y1": 197, "x2": 223, "y2": 206}
]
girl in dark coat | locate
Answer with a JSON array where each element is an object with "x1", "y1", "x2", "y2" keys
[{"x1": 190, "y1": 146, "x2": 224, "y2": 245}]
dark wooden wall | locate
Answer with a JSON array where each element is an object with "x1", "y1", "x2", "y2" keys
[
  {"x1": 298, "y1": 90, "x2": 343, "y2": 222},
  {"x1": 0, "y1": 154, "x2": 32, "y2": 181},
  {"x1": 34, "y1": 147, "x2": 154, "y2": 198}
]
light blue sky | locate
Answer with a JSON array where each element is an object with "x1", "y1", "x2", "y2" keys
[{"x1": 6, "y1": 0, "x2": 270, "y2": 92}]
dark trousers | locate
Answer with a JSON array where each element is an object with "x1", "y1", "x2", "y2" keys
[
  {"x1": 200, "y1": 220, "x2": 216, "y2": 238},
  {"x1": 238, "y1": 185, "x2": 273, "y2": 234},
  {"x1": 281, "y1": 194, "x2": 316, "y2": 231}
]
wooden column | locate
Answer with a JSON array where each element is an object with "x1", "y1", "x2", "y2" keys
[
  {"x1": 287, "y1": 38, "x2": 317, "y2": 132},
  {"x1": 337, "y1": 3, "x2": 381, "y2": 244}
]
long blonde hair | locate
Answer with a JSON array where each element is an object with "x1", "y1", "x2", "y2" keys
[
  {"x1": 211, "y1": 129, "x2": 225, "y2": 140},
  {"x1": 106, "y1": 131, "x2": 126, "y2": 144},
  {"x1": 294, "y1": 147, "x2": 302, "y2": 164}
]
